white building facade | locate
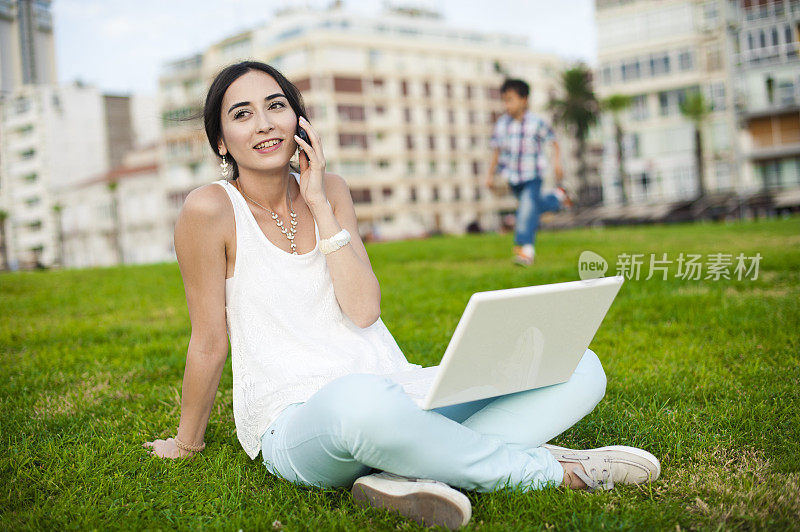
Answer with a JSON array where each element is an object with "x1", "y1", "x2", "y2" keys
[
  {"x1": 595, "y1": 0, "x2": 744, "y2": 205},
  {"x1": 0, "y1": 83, "x2": 111, "y2": 268},
  {"x1": 730, "y1": 0, "x2": 800, "y2": 190},
  {"x1": 158, "y1": 5, "x2": 573, "y2": 241},
  {"x1": 59, "y1": 144, "x2": 172, "y2": 268},
  {"x1": 0, "y1": 0, "x2": 57, "y2": 96}
]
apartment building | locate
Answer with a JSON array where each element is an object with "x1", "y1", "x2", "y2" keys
[
  {"x1": 0, "y1": 0, "x2": 56, "y2": 96},
  {"x1": 595, "y1": 0, "x2": 743, "y2": 204},
  {"x1": 158, "y1": 5, "x2": 571, "y2": 241},
  {"x1": 0, "y1": 82, "x2": 152, "y2": 268},
  {"x1": 59, "y1": 144, "x2": 172, "y2": 268},
  {"x1": 731, "y1": 0, "x2": 800, "y2": 190}
]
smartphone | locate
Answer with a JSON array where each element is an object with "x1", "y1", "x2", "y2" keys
[{"x1": 296, "y1": 117, "x2": 311, "y2": 146}]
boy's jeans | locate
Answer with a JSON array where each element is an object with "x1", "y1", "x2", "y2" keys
[{"x1": 510, "y1": 177, "x2": 562, "y2": 246}]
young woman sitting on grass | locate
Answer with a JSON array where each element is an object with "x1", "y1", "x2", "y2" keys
[{"x1": 143, "y1": 61, "x2": 661, "y2": 530}]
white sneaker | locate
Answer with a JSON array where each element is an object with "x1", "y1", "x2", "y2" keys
[
  {"x1": 542, "y1": 444, "x2": 661, "y2": 491},
  {"x1": 352, "y1": 472, "x2": 471, "y2": 529}
]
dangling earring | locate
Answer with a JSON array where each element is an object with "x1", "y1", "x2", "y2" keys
[{"x1": 220, "y1": 155, "x2": 231, "y2": 179}]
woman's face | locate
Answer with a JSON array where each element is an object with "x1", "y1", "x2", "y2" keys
[{"x1": 217, "y1": 69, "x2": 299, "y2": 175}]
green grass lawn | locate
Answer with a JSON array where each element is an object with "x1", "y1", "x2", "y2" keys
[{"x1": 2, "y1": 216, "x2": 799, "y2": 530}]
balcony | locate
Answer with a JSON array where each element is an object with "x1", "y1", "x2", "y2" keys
[{"x1": 735, "y1": 42, "x2": 800, "y2": 68}]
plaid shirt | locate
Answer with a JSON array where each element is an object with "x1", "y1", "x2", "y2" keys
[{"x1": 490, "y1": 111, "x2": 555, "y2": 186}]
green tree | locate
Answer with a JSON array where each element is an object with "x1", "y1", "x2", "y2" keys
[
  {"x1": 680, "y1": 91, "x2": 711, "y2": 199},
  {"x1": 549, "y1": 64, "x2": 600, "y2": 206},
  {"x1": 602, "y1": 94, "x2": 633, "y2": 205}
]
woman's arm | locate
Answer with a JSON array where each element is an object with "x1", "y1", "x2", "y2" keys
[
  {"x1": 294, "y1": 117, "x2": 381, "y2": 328},
  {"x1": 311, "y1": 173, "x2": 381, "y2": 328},
  {"x1": 144, "y1": 185, "x2": 230, "y2": 459}
]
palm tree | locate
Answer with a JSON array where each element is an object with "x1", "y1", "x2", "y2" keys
[
  {"x1": 602, "y1": 94, "x2": 633, "y2": 205},
  {"x1": 679, "y1": 91, "x2": 711, "y2": 200},
  {"x1": 0, "y1": 209, "x2": 8, "y2": 271},
  {"x1": 107, "y1": 180, "x2": 123, "y2": 264},
  {"x1": 548, "y1": 64, "x2": 600, "y2": 207},
  {"x1": 52, "y1": 203, "x2": 64, "y2": 267}
]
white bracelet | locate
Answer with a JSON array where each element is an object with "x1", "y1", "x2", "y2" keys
[{"x1": 319, "y1": 229, "x2": 351, "y2": 255}]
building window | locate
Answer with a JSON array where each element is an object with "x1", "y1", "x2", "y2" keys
[
  {"x1": 351, "y1": 188, "x2": 372, "y2": 203},
  {"x1": 375, "y1": 105, "x2": 385, "y2": 114},
  {"x1": 622, "y1": 59, "x2": 641, "y2": 80},
  {"x1": 14, "y1": 98, "x2": 31, "y2": 114},
  {"x1": 337, "y1": 104, "x2": 365, "y2": 121},
  {"x1": 339, "y1": 134, "x2": 368, "y2": 148},
  {"x1": 406, "y1": 135, "x2": 414, "y2": 150},
  {"x1": 401, "y1": 80, "x2": 409, "y2": 96},
  {"x1": 23, "y1": 173, "x2": 38, "y2": 183},
  {"x1": 658, "y1": 87, "x2": 696, "y2": 116},
  {"x1": 382, "y1": 187, "x2": 393, "y2": 199},
  {"x1": 450, "y1": 136, "x2": 457, "y2": 150},
  {"x1": 678, "y1": 50, "x2": 693, "y2": 71},
  {"x1": 465, "y1": 85, "x2": 473, "y2": 99},
  {"x1": 706, "y1": 83, "x2": 726, "y2": 111},
  {"x1": 445, "y1": 83, "x2": 453, "y2": 98},
  {"x1": 334, "y1": 76, "x2": 363, "y2": 93},
  {"x1": 409, "y1": 186, "x2": 417, "y2": 202},
  {"x1": 21, "y1": 149, "x2": 36, "y2": 160},
  {"x1": 630, "y1": 95, "x2": 649, "y2": 121},
  {"x1": 378, "y1": 160, "x2": 389, "y2": 169},
  {"x1": 429, "y1": 161, "x2": 436, "y2": 174},
  {"x1": 424, "y1": 82, "x2": 431, "y2": 96},
  {"x1": 472, "y1": 161, "x2": 481, "y2": 175},
  {"x1": 293, "y1": 78, "x2": 311, "y2": 92},
  {"x1": 648, "y1": 54, "x2": 669, "y2": 76},
  {"x1": 601, "y1": 65, "x2": 613, "y2": 85},
  {"x1": 432, "y1": 186, "x2": 440, "y2": 201},
  {"x1": 407, "y1": 161, "x2": 415, "y2": 175},
  {"x1": 426, "y1": 108, "x2": 434, "y2": 122},
  {"x1": 404, "y1": 108, "x2": 412, "y2": 123},
  {"x1": 453, "y1": 186, "x2": 461, "y2": 200},
  {"x1": 428, "y1": 136, "x2": 435, "y2": 150},
  {"x1": 448, "y1": 109, "x2": 455, "y2": 123}
]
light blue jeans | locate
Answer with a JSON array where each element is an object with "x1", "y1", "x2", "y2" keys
[
  {"x1": 510, "y1": 177, "x2": 562, "y2": 246},
  {"x1": 260, "y1": 349, "x2": 606, "y2": 493}
]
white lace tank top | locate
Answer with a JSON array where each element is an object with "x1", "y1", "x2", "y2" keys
[{"x1": 214, "y1": 177, "x2": 420, "y2": 460}]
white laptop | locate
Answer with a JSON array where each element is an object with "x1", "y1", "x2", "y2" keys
[{"x1": 388, "y1": 275, "x2": 624, "y2": 409}]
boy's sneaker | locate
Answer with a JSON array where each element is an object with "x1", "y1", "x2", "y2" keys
[
  {"x1": 554, "y1": 186, "x2": 573, "y2": 209},
  {"x1": 512, "y1": 246, "x2": 534, "y2": 266},
  {"x1": 542, "y1": 444, "x2": 660, "y2": 491},
  {"x1": 352, "y1": 472, "x2": 471, "y2": 529}
]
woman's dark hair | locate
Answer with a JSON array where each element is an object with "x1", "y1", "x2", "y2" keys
[
  {"x1": 203, "y1": 61, "x2": 307, "y2": 180},
  {"x1": 500, "y1": 78, "x2": 530, "y2": 99}
]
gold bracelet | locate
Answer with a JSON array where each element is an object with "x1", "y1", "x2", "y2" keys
[{"x1": 174, "y1": 436, "x2": 206, "y2": 453}]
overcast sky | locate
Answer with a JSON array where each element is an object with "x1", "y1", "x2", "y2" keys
[{"x1": 52, "y1": 0, "x2": 597, "y2": 96}]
